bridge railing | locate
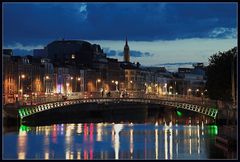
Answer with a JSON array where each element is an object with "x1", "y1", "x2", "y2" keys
[{"x1": 20, "y1": 91, "x2": 217, "y2": 108}]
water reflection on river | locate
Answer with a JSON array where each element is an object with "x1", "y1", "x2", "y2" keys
[{"x1": 3, "y1": 121, "x2": 222, "y2": 160}]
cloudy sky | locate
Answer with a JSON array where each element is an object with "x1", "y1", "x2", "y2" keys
[{"x1": 3, "y1": 2, "x2": 237, "y2": 69}]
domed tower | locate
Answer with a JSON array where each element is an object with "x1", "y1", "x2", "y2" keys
[{"x1": 124, "y1": 36, "x2": 130, "y2": 62}]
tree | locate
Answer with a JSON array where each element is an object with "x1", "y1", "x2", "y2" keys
[{"x1": 206, "y1": 47, "x2": 237, "y2": 102}]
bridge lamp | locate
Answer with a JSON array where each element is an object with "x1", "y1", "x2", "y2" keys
[
  {"x1": 196, "y1": 89, "x2": 199, "y2": 92},
  {"x1": 112, "y1": 80, "x2": 115, "y2": 83},
  {"x1": 71, "y1": 77, "x2": 74, "y2": 80},
  {"x1": 130, "y1": 80, "x2": 133, "y2": 84},
  {"x1": 77, "y1": 77, "x2": 81, "y2": 81}
]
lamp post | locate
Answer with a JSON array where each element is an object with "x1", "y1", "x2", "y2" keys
[
  {"x1": 115, "y1": 81, "x2": 119, "y2": 91},
  {"x1": 187, "y1": 88, "x2": 192, "y2": 99},
  {"x1": 169, "y1": 86, "x2": 173, "y2": 94},
  {"x1": 96, "y1": 79, "x2": 101, "y2": 92},
  {"x1": 70, "y1": 76, "x2": 74, "y2": 93},
  {"x1": 201, "y1": 92, "x2": 204, "y2": 104},
  {"x1": 18, "y1": 74, "x2": 25, "y2": 102},
  {"x1": 77, "y1": 77, "x2": 81, "y2": 92},
  {"x1": 130, "y1": 80, "x2": 133, "y2": 92},
  {"x1": 44, "y1": 75, "x2": 49, "y2": 94},
  {"x1": 196, "y1": 89, "x2": 199, "y2": 98}
]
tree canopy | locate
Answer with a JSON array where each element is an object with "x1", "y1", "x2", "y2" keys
[{"x1": 206, "y1": 47, "x2": 237, "y2": 102}]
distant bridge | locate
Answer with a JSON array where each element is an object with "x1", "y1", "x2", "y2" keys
[{"x1": 18, "y1": 97, "x2": 218, "y2": 120}]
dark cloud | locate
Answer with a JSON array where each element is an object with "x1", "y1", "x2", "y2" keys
[
  {"x1": 3, "y1": 2, "x2": 237, "y2": 45},
  {"x1": 104, "y1": 48, "x2": 154, "y2": 58},
  {"x1": 103, "y1": 48, "x2": 118, "y2": 56}
]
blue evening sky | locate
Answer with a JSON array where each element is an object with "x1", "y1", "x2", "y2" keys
[{"x1": 2, "y1": 2, "x2": 237, "y2": 68}]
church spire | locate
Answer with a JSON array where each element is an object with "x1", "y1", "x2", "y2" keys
[
  {"x1": 124, "y1": 36, "x2": 130, "y2": 62},
  {"x1": 125, "y1": 36, "x2": 128, "y2": 46}
]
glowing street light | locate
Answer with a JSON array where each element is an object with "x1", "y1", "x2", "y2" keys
[
  {"x1": 96, "y1": 79, "x2": 101, "y2": 92},
  {"x1": 130, "y1": 80, "x2": 133, "y2": 91},
  {"x1": 44, "y1": 76, "x2": 50, "y2": 93},
  {"x1": 188, "y1": 88, "x2": 192, "y2": 99},
  {"x1": 18, "y1": 74, "x2": 26, "y2": 101},
  {"x1": 169, "y1": 86, "x2": 173, "y2": 95},
  {"x1": 77, "y1": 77, "x2": 81, "y2": 92},
  {"x1": 115, "y1": 81, "x2": 119, "y2": 91}
]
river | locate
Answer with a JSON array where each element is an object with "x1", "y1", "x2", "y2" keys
[{"x1": 3, "y1": 120, "x2": 227, "y2": 160}]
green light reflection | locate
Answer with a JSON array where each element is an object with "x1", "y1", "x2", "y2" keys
[{"x1": 19, "y1": 125, "x2": 31, "y2": 132}]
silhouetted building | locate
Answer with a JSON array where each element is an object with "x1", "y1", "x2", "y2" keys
[
  {"x1": 46, "y1": 40, "x2": 106, "y2": 68},
  {"x1": 123, "y1": 37, "x2": 130, "y2": 62}
]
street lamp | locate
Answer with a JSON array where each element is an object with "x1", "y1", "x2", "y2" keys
[
  {"x1": 18, "y1": 74, "x2": 25, "y2": 102},
  {"x1": 70, "y1": 76, "x2": 74, "y2": 92},
  {"x1": 115, "y1": 81, "x2": 119, "y2": 91},
  {"x1": 44, "y1": 75, "x2": 49, "y2": 94},
  {"x1": 201, "y1": 92, "x2": 204, "y2": 104},
  {"x1": 144, "y1": 83, "x2": 147, "y2": 94},
  {"x1": 169, "y1": 86, "x2": 173, "y2": 95},
  {"x1": 77, "y1": 77, "x2": 81, "y2": 92},
  {"x1": 96, "y1": 79, "x2": 101, "y2": 92},
  {"x1": 188, "y1": 88, "x2": 192, "y2": 99},
  {"x1": 130, "y1": 80, "x2": 133, "y2": 92}
]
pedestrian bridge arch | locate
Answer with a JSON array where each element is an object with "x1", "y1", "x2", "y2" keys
[{"x1": 18, "y1": 98, "x2": 218, "y2": 120}]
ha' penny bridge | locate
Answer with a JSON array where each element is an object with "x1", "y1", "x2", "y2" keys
[{"x1": 18, "y1": 95, "x2": 218, "y2": 122}]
